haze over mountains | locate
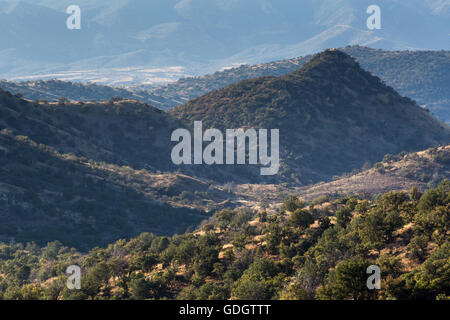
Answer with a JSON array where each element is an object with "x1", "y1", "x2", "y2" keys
[{"x1": 1, "y1": 0, "x2": 450, "y2": 84}]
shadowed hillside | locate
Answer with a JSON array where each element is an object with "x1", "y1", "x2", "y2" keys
[{"x1": 0, "y1": 130, "x2": 207, "y2": 250}]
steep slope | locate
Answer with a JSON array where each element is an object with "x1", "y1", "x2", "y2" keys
[
  {"x1": 171, "y1": 50, "x2": 450, "y2": 184},
  {"x1": 146, "y1": 56, "x2": 311, "y2": 109},
  {"x1": 0, "y1": 130, "x2": 207, "y2": 250}
]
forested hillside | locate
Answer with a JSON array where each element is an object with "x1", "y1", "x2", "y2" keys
[
  {"x1": 0, "y1": 88, "x2": 179, "y2": 172},
  {"x1": 0, "y1": 181, "x2": 448, "y2": 300}
]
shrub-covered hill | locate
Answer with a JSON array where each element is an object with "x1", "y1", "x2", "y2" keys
[
  {"x1": 151, "y1": 46, "x2": 450, "y2": 122},
  {"x1": 0, "y1": 181, "x2": 448, "y2": 300},
  {"x1": 171, "y1": 50, "x2": 450, "y2": 185},
  {"x1": 0, "y1": 88, "x2": 274, "y2": 184},
  {"x1": 0, "y1": 130, "x2": 208, "y2": 250}
]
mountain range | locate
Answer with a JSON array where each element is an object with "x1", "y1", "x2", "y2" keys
[{"x1": 1, "y1": 0, "x2": 450, "y2": 83}]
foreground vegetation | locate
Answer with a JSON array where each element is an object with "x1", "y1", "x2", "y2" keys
[{"x1": 0, "y1": 181, "x2": 448, "y2": 300}]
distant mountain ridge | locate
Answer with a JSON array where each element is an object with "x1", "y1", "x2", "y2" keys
[
  {"x1": 1, "y1": 0, "x2": 449, "y2": 81},
  {"x1": 0, "y1": 79, "x2": 176, "y2": 108},
  {"x1": 3, "y1": 46, "x2": 450, "y2": 123}
]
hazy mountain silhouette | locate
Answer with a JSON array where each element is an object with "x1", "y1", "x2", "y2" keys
[{"x1": 1, "y1": 0, "x2": 449, "y2": 82}]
